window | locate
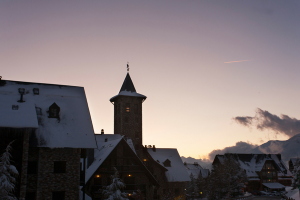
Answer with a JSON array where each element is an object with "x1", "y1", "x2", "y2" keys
[
  {"x1": 163, "y1": 159, "x2": 171, "y2": 167},
  {"x1": 26, "y1": 192, "x2": 36, "y2": 200},
  {"x1": 52, "y1": 191, "x2": 65, "y2": 200},
  {"x1": 126, "y1": 103, "x2": 130, "y2": 112},
  {"x1": 28, "y1": 161, "x2": 38, "y2": 174},
  {"x1": 54, "y1": 161, "x2": 66, "y2": 173},
  {"x1": 33, "y1": 88, "x2": 39, "y2": 95},
  {"x1": 125, "y1": 117, "x2": 128, "y2": 123},
  {"x1": 12, "y1": 105, "x2": 19, "y2": 110},
  {"x1": 48, "y1": 103, "x2": 60, "y2": 118},
  {"x1": 35, "y1": 107, "x2": 42, "y2": 115}
]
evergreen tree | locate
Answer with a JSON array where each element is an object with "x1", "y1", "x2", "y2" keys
[
  {"x1": 186, "y1": 173, "x2": 196, "y2": 199},
  {"x1": 206, "y1": 155, "x2": 247, "y2": 200},
  {"x1": 0, "y1": 141, "x2": 18, "y2": 200},
  {"x1": 196, "y1": 171, "x2": 206, "y2": 198},
  {"x1": 291, "y1": 158, "x2": 300, "y2": 189},
  {"x1": 102, "y1": 167, "x2": 128, "y2": 200}
]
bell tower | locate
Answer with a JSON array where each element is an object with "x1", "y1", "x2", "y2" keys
[{"x1": 110, "y1": 68, "x2": 146, "y2": 155}]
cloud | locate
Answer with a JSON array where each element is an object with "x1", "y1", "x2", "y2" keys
[
  {"x1": 208, "y1": 141, "x2": 258, "y2": 161},
  {"x1": 233, "y1": 108, "x2": 300, "y2": 138},
  {"x1": 224, "y1": 60, "x2": 249, "y2": 64}
]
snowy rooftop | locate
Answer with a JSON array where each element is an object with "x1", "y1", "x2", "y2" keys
[
  {"x1": 215, "y1": 154, "x2": 292, "y2": 177},
  {"x1": 262, "y1": 182, "x2": 285, "y2": 189},
  {"x1": 86, "y1": 134, "x2": 123, "y2": 182},
  {"x1": 290, "y1": 158, "x2": 300, "y2": 166},
  {"x1": 110, "y1": 73, "x2": 146, "y2": 102},
  {"x1": 0, "y1": 80, "x2": 97, "y2": 148},
  {"x1": 147, "y1": 148, "x2": 190, "y2": 182},
  {"x1": 184, "y1": 163, "x2": 209, "y2": 179}
]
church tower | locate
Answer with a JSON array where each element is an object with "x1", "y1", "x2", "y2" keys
[{"x1": 110, "y1": 69, "x2": 146, "y2": 155}]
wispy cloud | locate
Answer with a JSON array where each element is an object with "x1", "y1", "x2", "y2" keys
[{"x1": 224, "y1": 60, "x2": 249, "y2": 64}]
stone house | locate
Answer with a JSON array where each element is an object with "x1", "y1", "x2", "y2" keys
[
  {"x1": 212, "y1": 153, "x2": 292, "y2": 192},
  {"x1": 0, "y1": 79, "x2": 97, "y2": 200},
  {"x1": 84, "y1": 71, "x2": 190, "y2": 199}
]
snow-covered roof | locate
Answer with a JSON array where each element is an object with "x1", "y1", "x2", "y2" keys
[
  {"x1": 86, "y1": 134, "x2": 123, "y2": 182},
  {"x1": 0, "y1": 95, "x2": 38, "y2": 128},
  {"x1": 0, "y1": 80, "x2": 97, "y2": 148},
  {"x1": 184, "y1": 163, "x2": 209, "y2": 179},
  {"x1": 110, "y1": 73, "x2": 146, "y2": 102},
  {"x1": 147, "y1": 148, "x2": 190, "y2": 182},
  {"x1": 262, "y1": 182, "x2": 285, "y2": 189},
  {"x1": 215, "y1": 154, "x2": 292, "y2": 177}
]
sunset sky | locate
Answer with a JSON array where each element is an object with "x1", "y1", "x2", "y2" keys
[{"x1": 1, "y1": 1, "x2": 300, "y2": 160}]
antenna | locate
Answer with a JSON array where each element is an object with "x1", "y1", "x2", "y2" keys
[{"x1": 127, "y1": 62, "x2": 129, "y2": 72}]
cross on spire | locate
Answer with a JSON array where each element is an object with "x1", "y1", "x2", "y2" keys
[{"x1": 127, "y1": 62, "x2": 129, "y2": 72}]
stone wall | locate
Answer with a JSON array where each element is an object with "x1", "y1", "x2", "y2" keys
[{"x1": 27, "y1": 147, "x2": 81, "y2": 200}]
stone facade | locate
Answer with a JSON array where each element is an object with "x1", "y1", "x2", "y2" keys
[
  {"x1": 113, "y1": 96, "x2": 144, "y2": 157},
  {"x1": 26, "y1": 147, "x2": 81, "y2": 200}
]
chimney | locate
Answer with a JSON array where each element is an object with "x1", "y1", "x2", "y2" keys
[
  {"x1": 194, "y1": 162, "x2": 198, "y2": 165},
  {"x1": 101, "y1": 129, "x2": 104, "y2": 135},
  {"x1": 105, "y1": 138, "x2": 108, "y2": 142},
  {"x1": 153, "y1": 145, "x2": 156, "y2": 152}
]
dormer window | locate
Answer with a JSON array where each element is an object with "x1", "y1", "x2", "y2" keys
[
  {"x1": 163, "y1": 159, "x2": 171, "y2": 167},
  {"x1": 49, "y1": 103, "x2": 60, "y2": 118},
  {"x1": 33, "y1": 88, "x2": 39, "y2": 95},
  {"x1": 126, "y1": 103, "x2": 130, "y2": 112},
  {"x1": 12, "y1": 105, "x2": 19, "y2": 110}
]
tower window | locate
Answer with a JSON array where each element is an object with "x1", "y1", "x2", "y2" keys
[
  {"x1": 126, "y1": 103, "x2": 130, "y2": 112},
  {"x1": 49, "y1": 103, "x2": 60, "y2": 118},
  {"x1": 27, "y1": 161, "x2": 38, "y2": 174}
]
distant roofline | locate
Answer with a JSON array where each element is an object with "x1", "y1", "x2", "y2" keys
[{"x1": 1, "y1": 79, "x2": 83, "y2": 88}]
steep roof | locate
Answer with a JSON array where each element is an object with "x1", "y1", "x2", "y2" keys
[
  {"x1": 289, "y1": 158, "x2": 300, "y2": 166},
  {"x1": 214, "y1": 154, "x2": 292, "y2": 178},
  {"x1": 147, "y1": 148, "x2": 190, "y2": 182},
  {"x1": 110, "y1": 73, "x2": 146, "y2": 102},
  {"x1": 184, "y1": 163, "x2": 209, "y2": 179},
  {"x1": 86, "y1": 134, "x2": 158, "y2": 185},
  {"x1": 0, "y1": 80, "x2": 97, "y2": 148},
  {"x1": 120, "y1": 73, "x2": 136, "y2": 93}
]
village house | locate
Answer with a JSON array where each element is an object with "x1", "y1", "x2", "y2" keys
[
  {"x1": 84, "y1": 71, "x2": 190, "y2": 199},
  {"x1": 0, "y1": 78, "x2": 97, "y2": 200},
  {"x1": 184, "y1": 162, "x2": 210, "y2": 179},
  {"x1": 212, "y1": 153, "x2": 292, "y2": 192}
]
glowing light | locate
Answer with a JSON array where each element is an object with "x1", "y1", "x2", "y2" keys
[
  {"x1": 96, "y1": 175, "x2": 100, "y2": 178},
  {"x1": 143, "y1": 159, "x2": 147, "y2": 161},
  {"x1": 128, "y1": 174, "x2": 132, "y2": 177}
]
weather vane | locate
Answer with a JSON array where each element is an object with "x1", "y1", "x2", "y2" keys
[{"x1": 127, "y1": 62, "x2": 129, "y2": 72}]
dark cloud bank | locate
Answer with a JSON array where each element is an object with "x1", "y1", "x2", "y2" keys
[
  {"x1": 233, "y1": 108, "x2": 300, "y2": 138},
  {"x1": 182, "y1": 108, "x2": 300, "y2": 167}
]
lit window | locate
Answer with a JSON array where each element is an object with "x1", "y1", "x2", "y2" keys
[{"x1": 126, "y1": 103, "x2": 130, "y2": 112}]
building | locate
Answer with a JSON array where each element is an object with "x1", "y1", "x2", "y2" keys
[
  {"x1": 184, "y1": 162, "x2": 209, "y2": 179},
  {"x1": 0, "y1": 79, "x2": 97, "y2": 200},
  {"x1": 212, "y1": 153, "x2": 292, "y2": 192},
  {"x1": 85, "y1": 71, "x2": 190, "y2": 199}
]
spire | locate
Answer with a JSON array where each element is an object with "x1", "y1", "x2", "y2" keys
[{"x1": 120, "y1": 73, "x2": 136, "y2": 93}]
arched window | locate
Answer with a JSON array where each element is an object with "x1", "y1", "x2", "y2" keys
[{"x1": 49, "y1": 103, "x2": 60, "y2": 118}]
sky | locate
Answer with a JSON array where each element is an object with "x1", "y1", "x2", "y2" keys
[{"x1": 1, "y1": 0, "x2": 300, "y2": 160}]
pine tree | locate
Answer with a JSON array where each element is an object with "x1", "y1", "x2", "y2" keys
[
  {"x1": 131, "y1": 189, "x2": 143, "y2": 200},
  {"x1": 186, "y1": 173, "x2": 196, "y2": 199},
  {"x1": 102, "y1": 167, "x2": 128, "y2": 200},
  {"x1": 0, "y1": 141, "x2": 19, "y2": 200},
  {"x1": 196, "y1": 171, "x2": 206, "y2": 198},
  {"x1": 291, "y1": 158, "x2": 300, "y2": 189}
]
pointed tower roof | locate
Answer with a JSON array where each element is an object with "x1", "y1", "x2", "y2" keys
[
  {"x1": 120, "y1": 73, "x2": 136, "y2": 93},
  {"x1": 110, "y1": 72, "x2": 146, "y2": 102}
]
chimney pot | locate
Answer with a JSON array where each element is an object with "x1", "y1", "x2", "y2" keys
[{"x1": 101, "y1": 129, "x2": 104, "y2": 135}]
